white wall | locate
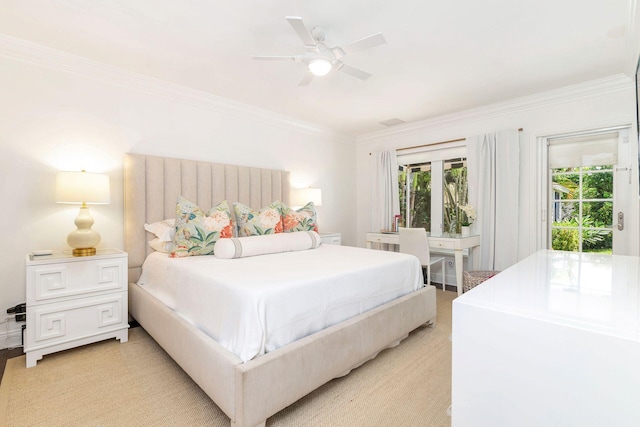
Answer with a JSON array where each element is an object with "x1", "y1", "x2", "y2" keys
[
  {"x1": 356, "y1": 75, "x2": 639, "y2": 261},
  {"x1": 0, "y1": 39, "x2": 356, "y2": 348}
]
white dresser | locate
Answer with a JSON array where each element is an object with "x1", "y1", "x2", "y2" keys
[
  {"x1": 452, "y1": 250, "x2": 640, "y2": 426},
  {"x1": 25, "y1": 249, "x2": 129, "y2": 367}
]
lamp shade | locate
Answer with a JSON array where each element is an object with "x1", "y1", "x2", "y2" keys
[
  {"x1": 56, "y1": 171, "x2": 110, "y2": 204},
  {"x1": 291, "y1": 188, "x2": 322, "y2": 207},
  {"x1": 308, "y1": 58, "x2": 332, "y2": 76}
]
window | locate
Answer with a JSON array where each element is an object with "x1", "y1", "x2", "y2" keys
[
  {"x1": 399, "y1": 163, "x2": 431, "y2": 229},
  {"x1": 547, "y1": 130, "x2": 620, "y2": 254},
  {"x1": 398, "y1": 143, "x2": 467, "y2": 234},
  {"x1": 551, "y1": 166, "x2": 613, "y2": 253},
  {"x1": 443, "y1": 159, "x2": 468, "y2": 234}
]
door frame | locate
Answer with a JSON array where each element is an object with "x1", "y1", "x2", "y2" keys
[{"x1": 537, "y1": 125, "x2": 637, "y2": 255}]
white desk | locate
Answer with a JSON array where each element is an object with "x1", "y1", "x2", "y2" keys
[
  {"x1": 366, "y1": 232, "x2": 480, "y2": 294},
  {"x1": 452, "y1": 250, "x2": 640, "y2": 426}
]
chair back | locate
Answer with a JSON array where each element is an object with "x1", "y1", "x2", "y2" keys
[{"x1": 398, "y1": 227, "x2": 431, "y2": 266}]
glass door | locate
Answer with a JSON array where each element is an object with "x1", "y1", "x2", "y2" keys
[
  {"x1": 547, "y1": 128, "x2": 632, "y2": 255},
  {"x1": 551, "y1": 165, "x2": 613, "y2": 253}
]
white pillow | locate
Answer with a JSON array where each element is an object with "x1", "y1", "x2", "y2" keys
[
  {"x1": 214, "y1": 231, "x2": 321, "y2": 259},
  {"x1": 148, "y1": 238, "x2": 173, "y2": 254},
  {"x1": 144, "y1": 219, "x2": 175, "y2": 242}
]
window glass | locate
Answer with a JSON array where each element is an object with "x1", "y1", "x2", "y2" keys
[
  {"x1": 399, "y1": 164, "x2": 431, "y2": 229},
  {"x1": 550, "y1": 166, "x2": 613, "y2": 253},
  {"x1": 443, "y1": 159, "x2": 467, "y2": 234},
  {"x1": 399, "y1": 157, "x2": 467, "y2": 234},
  {"x1": 397, "y1": 143, "x2": 467, "y2": 234}
]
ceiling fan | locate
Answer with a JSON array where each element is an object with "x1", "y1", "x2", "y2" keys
[{"x1": 253, "y1": 16, "x2": 386, "y2": 86}]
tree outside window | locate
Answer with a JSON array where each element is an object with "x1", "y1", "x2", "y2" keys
[
  {"x1": 551, "y1": 165, "x2": 613, "y2": 253},
  {"x1": 399, "y1": 165, "x2": 431, "y2": 229},
  {"x1": 443, "y1": 161, "x2": 467, "y2": 234},
  {"x1": 399, "y1": 158, "x2": 467, "y2": 234}
]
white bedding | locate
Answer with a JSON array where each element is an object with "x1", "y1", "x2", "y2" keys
[{"x1": 137, "y1": 244, "x2": 423, "y2": 362}]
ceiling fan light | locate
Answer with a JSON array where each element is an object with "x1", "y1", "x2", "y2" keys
[{"x1": 308, "y1": 58, "x2": 332, "y2": 76}]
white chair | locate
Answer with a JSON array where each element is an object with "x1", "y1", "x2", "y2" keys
[{"x1": 399, "y1": 227, "x2": 447, "y2": 291}]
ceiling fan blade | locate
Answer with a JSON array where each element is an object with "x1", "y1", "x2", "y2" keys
[
  {"x1": 252, "y1": 55, "x2": 297, "y2": 61},
  {"x1": 335, "y1": 33, "x2": 386, "y2": 57},
  {"x1": 298, "y1": 72, "x2": 314, "y2": 87},
  {"x1": 286, "y1": 16, "x2": 317, "y2": 48},
  {"x1": 336, "y1": 63, "x2": 372, "y2": 81}
]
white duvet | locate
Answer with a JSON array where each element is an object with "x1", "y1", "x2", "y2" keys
[{"x1": 137, "y1": 244, "x2": 423, "y2": 362}]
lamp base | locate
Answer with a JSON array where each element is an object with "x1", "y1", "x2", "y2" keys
[
  {"x1": 72, "y1": 247, "x2": 97, "y2": 257},
  {"x1": 67, "y1": 206, "x2": 101, "y2": 256}
]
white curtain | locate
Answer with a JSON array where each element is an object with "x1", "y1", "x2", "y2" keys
[
  {"x1": 467, "y1": 130, "x2": 520, "y2": 271},
  {"x1": 371, "y1": 150, "x2": 400, "y2": 232}
]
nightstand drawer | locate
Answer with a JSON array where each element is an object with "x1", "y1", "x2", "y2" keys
[
  {"x1": 27, "y1": 257, "x2": 126, "y2": 305},
  {"x1": 26, "y1": 292, "x2": 127, "y2": 348},
  {"x1": 431, "y1": 241, "x2": 450, "y2": 249},
  {"x1": 368, "y1": 234, "x2": 397, "y2": 244}
]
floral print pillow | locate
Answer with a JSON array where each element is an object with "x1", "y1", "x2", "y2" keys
[
  {"x1": 233, "y1": 201, "x2": 283, "y2": 237},
  {"x1": 170, "y1": 197, "x2": 234, "y2": 258},
  {"x1": 282, "y1": 202, "x2": 318, "y2": 233}
]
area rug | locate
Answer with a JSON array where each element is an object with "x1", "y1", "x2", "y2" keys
[{"x1": 0, "y1": 290, "x2": 454, "y2": 427}]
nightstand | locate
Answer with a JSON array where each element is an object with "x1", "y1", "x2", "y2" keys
[
  {"x1": 24, "y1": 248, "x2": 129, "y2": 368},
  {"x1": 320, "y1": 232, "x2": 342, "y2": 245}
]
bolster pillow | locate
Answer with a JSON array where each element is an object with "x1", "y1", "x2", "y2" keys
[{"x1": 214, "y1": 231, "x2": 321, "y2": 259}]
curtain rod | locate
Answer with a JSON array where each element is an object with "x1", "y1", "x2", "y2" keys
[
  {"x1": 396, "y1": 137, "x2": 466, "y2": 152},
  {"x1": 396, "y1": 128, "x2": 523, "y2": 153},
  {"x1": 369, "y1": 128, "x2": 523, "y2": 155}
]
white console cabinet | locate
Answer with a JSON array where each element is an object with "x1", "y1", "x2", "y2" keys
[
  {"x1": 25, "y1": 249, "x2": 129, "y2": 367},
  {"x1": 452, "y1": 250, "x2": 640, "y2": 426}
]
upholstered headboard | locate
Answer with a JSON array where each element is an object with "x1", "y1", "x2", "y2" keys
[{"x1": 124, "y1": 153, "x2": 290, "y2": 282}]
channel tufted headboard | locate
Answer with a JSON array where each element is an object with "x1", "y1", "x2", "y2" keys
[{"x1": 124, "y1": 153, "x2": 290, "y2": 283}]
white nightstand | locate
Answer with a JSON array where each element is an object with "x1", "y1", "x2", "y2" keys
[
  {"x1": 25, "y1": 248, "x2": 129, "y2": 368},
  {"x1": 320, "y1": 232, "x2": 342, "y2": 245}
]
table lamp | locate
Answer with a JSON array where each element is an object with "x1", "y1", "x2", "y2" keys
[{"x1": 55, "y1": 170, "x2": 110, "y2": 256}]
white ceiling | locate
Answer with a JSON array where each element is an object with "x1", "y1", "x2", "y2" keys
[{"x1": 0, "y1": 0, "x2": 633, "y2": 136}]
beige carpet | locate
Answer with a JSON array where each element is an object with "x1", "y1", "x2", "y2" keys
[{"x1": 0, "y1": 290, "x2": 455, "y2": 427}]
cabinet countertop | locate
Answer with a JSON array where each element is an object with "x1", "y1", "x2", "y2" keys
[{"x1": 27, "y1": 248, "x2": 126, "y2": 264}]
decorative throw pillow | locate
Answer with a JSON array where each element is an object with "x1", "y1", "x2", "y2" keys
[
  {"x1": 233, "y1": 201, "x2": 283, "y2": 237},
  {"x1": 144, "y1": 219, "x2": 175, "y2": 242},
  {"x1": 214, "y1": 231, "x2": 321, "y2": 259},
  {"x1": 148, "y1": 238, "x2": 173, "y2": 254},
  {"x1": 170, "y1": 197, "x2": 234, "y2": 258},
  {"x1": 282, "y1": 202, "x2": 318, "y2": 233}
]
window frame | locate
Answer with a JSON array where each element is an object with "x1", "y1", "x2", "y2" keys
[
  {"x1": 397, "y1": 142, "x2": 467, "y2": 234},
  {"x1": 537, "y1": 126, "x2": 631, "y2": 254},
  {"x1": 550, "y1": 166, "x2": 614, "y2": 252}
]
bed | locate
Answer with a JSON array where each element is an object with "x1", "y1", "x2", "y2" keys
[{"x1": 124, "y1": 153, "x2": 437, "y2": 427}]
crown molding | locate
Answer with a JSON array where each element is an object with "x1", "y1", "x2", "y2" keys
[
  {"x1": 0, "y1": 34, "x2": 354, "y2": 144},
  {"x1": 357, "y1": 74, "x2": 633, "y2": 144}
]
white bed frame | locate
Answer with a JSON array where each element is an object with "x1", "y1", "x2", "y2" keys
[{"x1": 124, "y1": 153, "x2": 437, "y2": 427}]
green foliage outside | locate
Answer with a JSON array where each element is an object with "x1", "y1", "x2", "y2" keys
[
  {"x1": 552, "y1": 216, "x2": 611, "y2": 252},
  {"x1": 551, "y1": 227, "x2": 579, "y2": 251},
  {"x1": 552, "y1": 166, "x2": 613, "y2": 253},
  {"x1": 399, "y1": 168, "x2": 431, "y2": 229},
  {"x1": 399, "y1": 164, "x2": 468, "y2": 234},
  {"x1": 443, "y1": 167, "x2": 468, "y2": 234}
]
